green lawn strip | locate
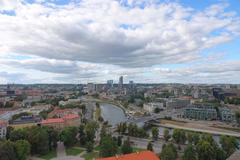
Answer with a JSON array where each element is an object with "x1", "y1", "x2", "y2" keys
[
  {"x1": 82, "y1": 151, "x2": 99, "y2": 160},
  {"x1": 133, "y1": 147, "x2": 146, "y2": 152},
  {"x1": 38, "y1": 150, "x2": 57, "y2": 160},
  {"x1": 94, "y1": 145, "x2": 101, "y2": 151},
  {"x1": 66, "y1": 147, "x2": 85, "y2": 156}
]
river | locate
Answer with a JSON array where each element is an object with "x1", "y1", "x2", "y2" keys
[{"x1": 100, "y1": 103, "x2": 127, "y2": 126}]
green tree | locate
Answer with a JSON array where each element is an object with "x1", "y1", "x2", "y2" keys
[
  {"x1": 117, "y1": 122, "x2": 127, "y2": 134},
  {"x1": 27, "y1": 126, "x2": 49, "y2": 155},
  {"x1": 235, "y1": 111, "x2": 240, "y2": 126},
  {"x1": 192, "y1": 132, "x2": 200, "y2": 145},
  {"x1": 0, "y1": 140, "x2": 16, "y2": 160},
  {"x1": 172, "y1": 129, "x2": 186, "y2": 144},
  {"x1": 86, "y1": 141, "x2": 94, "y2": 153},
  {"x1": 117, "y1": 136, "x2": 122, "y2": 146},
  {"x1": 154, "y1": 107, "x2": 161, "y2": 113},
  {"x1": 187, "y1": 132, "x2": 193, "y2": 144},
  {"x1": 216, "y1": 147, "x2": 226, "y2": 160},
  {"x1": 151, "y1": 127, "x2": 159, "y2": 140},
  {"x1": 121, "y1": 137, "x2": 133, "y2": 154},
  {"x1": 79, "y1": 124, "x2": 86, "y2": 145},
  {"x1": 6, "y1": 126, "x2": 14, "y2": 140},
  {"x1": 85, "y1": 121, "x2": 99, "y2": 142},
  {"x1": 45, "y1": 127, "x2": 59, "y2": 150},
  {"x1": 163, "y1": 129, "x2": 170, "y2": 142},
  {"x1": 196, "y1": 140, "x2": 215, "y2": 160},
  {"x1": 220, "y1": 135, "x2": 238, "y2": 157},
  {"x1": 160, "y1": 143, "x2": 177, "y2": 160},
  {"x1": 15, "y1": 140, "x2": 31, "y2": 160},
  {"x1": 95, "y1": 103, "x2": 101, "y2": 121},
  {"x1": 147, "y1": 141, "x2": 153, "y2": 151},
  {"x1": 61, "y1": 126, "x2": 78, "y2": 147},
  {"x1": 182, "y1": 144, "x2": 197, "y2": 160},
  {"x1": 9, "y1": 129, "x2": 27, "y2": 142},
  {"x1": 99, "y1": 136, "x2": 118, "y2": 157}
]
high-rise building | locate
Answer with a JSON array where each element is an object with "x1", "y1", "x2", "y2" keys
[
  {"x1": 118, "y1": 76, "x2": 123, "y2": 89},
  {"x1": 87, "y1": 83, "x2": 96, "y2": 93},
  {"x1": 129, "y1": 80, "x2": 134, "y2": 89},
  {"x1": 107, "y1": 80, "x2": 114, "y2": 88}
]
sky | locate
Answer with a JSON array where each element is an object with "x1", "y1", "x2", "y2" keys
[{"x1": 0, "y1": 0, "x2": 240, "y2": 84}]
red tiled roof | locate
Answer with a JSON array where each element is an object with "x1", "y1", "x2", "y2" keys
[
  {"x1": 97, "y1": 151, "x2": 160, "y2": 160},
  {"x1": 0, "y1": 120, "x2": 7, "y2": 126},
  {"x1": 41, "y1": 114, "x2": 79, "y2": 124},
  {"x1": 41, "y1": 118, "x2": 64, "y2": 124},
  {"x1": 63, "y1": 114, "x2": 79, "y2": 120}
]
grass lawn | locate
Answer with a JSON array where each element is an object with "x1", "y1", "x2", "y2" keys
[
  {"x1": 82, "y1": 151, "x2": 99, "y2": 160},
  {"x1": 94, "y1": 145, "x2": 101, "y2": 151},
  {"x1": 133, "y1": 147, "x2": 146, "y2": 152},
  {"x1": 38, "y1": 150, "x2": 57, "y2": 160},
  {"x1": 66, "y1": 147, "x2": 85, "y2": 156}
]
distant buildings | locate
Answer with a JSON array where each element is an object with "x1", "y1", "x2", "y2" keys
[
  {"x1": 107, "y1": 80, "x2": 114, "y2": 88},
  {"x1": 0, "y1": 120, "x2": 7, "y2": 139},
  {"x1": 184, "y1": 105, "x2": 217, "y2": 120},
  {"x1": 219, "y1": 108, "x2": 235, "y2": 122},
  {"x1": 143, "y1": 102, "x2": 164, "y2": 113},
  {"x1": 86, "y1": 83, "x2": 97, "y2": 94},
  {"x1": 166, "y1": 98, "x2": 190, "y2": 109},
  {"x1": 97, "y1": 151, "x2": 160, "y2": 160},
  {"x1": 118, "y1": 76, "x2": 123, "y2": 89}
]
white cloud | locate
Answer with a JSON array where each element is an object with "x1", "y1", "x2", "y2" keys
[
  {"x1": 0, "y1": 0, "x2": 239, "y2": 83},
  {"x1": 0, "y1": 0, "x2": 21, "y2": 11}
]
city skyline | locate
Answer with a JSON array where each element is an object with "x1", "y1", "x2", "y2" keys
[{"x1": 0, "y1": 0, "x2": 240, "y2": 84}]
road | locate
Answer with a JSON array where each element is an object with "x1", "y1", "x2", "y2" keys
[{"x1": 0, "y1": 108, "x2": 23, "y2": 121}]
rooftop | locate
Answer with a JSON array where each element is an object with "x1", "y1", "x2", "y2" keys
[
  {"x1": 41, "y1": 118, "x2": 64, "y2": 124},
  {"x1": 63, "y1": 114, "x2": 79, "y2": 120},
  {"x1": 0, "y1": 120, "x2": 7, "y2": 126},
  {"x1": 97, "y1": 151, "x2": 160, "y2": 160},
  {"x1": 41, "y1": 113, "x2": 79, "y2": 124}
]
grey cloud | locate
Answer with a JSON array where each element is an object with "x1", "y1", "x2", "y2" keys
[{"x1": 0, "y1": 71, "x2": 27, "y2": 83}]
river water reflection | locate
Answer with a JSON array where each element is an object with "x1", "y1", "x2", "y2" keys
[{"x1": 100, "y1": 103, "x2": 127, "y2": 126}]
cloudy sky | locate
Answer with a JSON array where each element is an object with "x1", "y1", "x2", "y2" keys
[{"x1": 0, "y1": 0, "x2": 240, "y2": 84}]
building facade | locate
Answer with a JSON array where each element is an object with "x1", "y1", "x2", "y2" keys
[
  {"x1": 0, "y1": 120, "x2": 7, "y2": 139},
  {"x1": 41, "y1": 114, "x2": 80, "y2": 130},
  {"x1": 184, "y1": 105, "x2": 217, "y2": 120},
  {"x1": 219, "y1": 108, "x2": 235, "y2": 122},
  {"x1": 143, "y1": 102, "x2": 164, "y2": 112}
]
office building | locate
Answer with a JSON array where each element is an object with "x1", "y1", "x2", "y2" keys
[
  {"x1": 143, "y1": 102, "x2": 164, "y2": 112},
  {"x1": 107, "y1": 80, "x2": 114, "y2": 88},
  {"x1": 219, "y1": 108, "x2": 235, "y2": 122},
  {"x1": 118, "y1": 76, "x2": 123, "y2": 89},
  {"x1": 184, "y1": 105, "x2": 217, "y2": 120}
]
